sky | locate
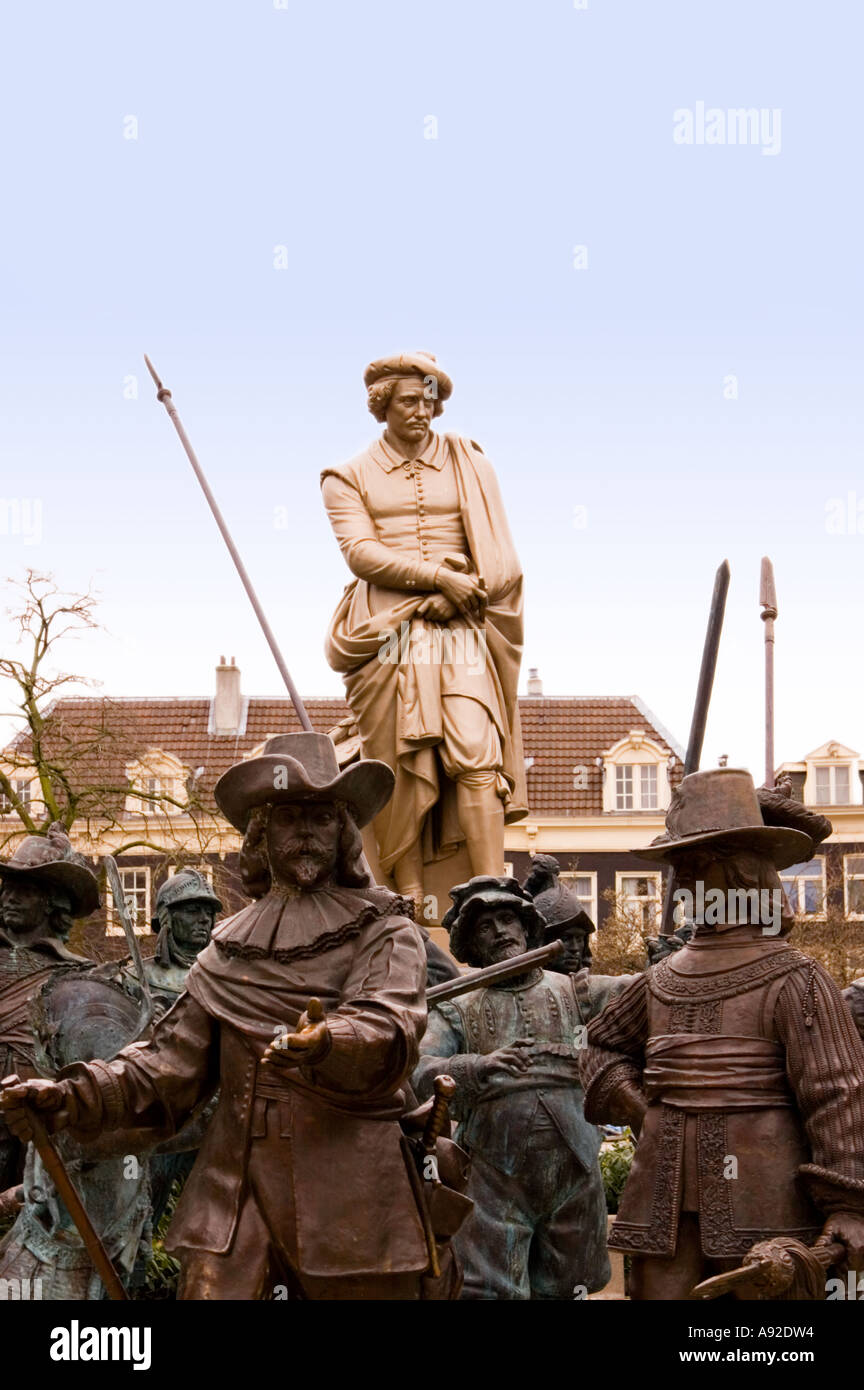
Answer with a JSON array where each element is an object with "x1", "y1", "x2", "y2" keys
[{"x1": 0, "y1": 0, "x2": 861, "y2": 779}]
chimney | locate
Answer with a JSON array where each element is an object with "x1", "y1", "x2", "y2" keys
[
  {"x1": 210, "y1": 656, "x2": 247, "y2": 736},
  {"x1": 527, "y1": 667, "x2": 543, "y2": 697}
]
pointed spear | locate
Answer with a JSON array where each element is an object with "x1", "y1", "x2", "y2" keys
[
  {"x1": 144, "y1": 355, "x2": 313, "y2": 732},
  {"x1": 760, "y1": 557, "x2": 777, "y2": 788}
]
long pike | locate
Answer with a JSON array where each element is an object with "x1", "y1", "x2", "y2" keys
[
  {"x1": 658, "y1": 559, "x2": 731, "y2": 935},
  {"x1": 144, "y1": 355, "x2": 313, "y2": 731}
]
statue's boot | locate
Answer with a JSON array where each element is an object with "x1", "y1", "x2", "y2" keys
[
  {"x1": 456, "y1": 774, "x2": 505, "y2": 877},
  {"x1": 393, "y1": 847, "x2": 425, "y2": 914}
]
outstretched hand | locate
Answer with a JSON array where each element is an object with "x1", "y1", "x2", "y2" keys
[{"x1": 262, "y1": 999, "x2": 331, "y2": 1071}]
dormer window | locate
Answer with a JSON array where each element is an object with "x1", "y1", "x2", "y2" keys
[
  {"x1": 126, "y1": 751, "x2": 187, "y2": 817},
  {"x1": 615, "y1": 763, "x2": 658, "y2": 811},
  {"x1": 814, "y1": 765, "x2": 850, "y2": 805},
  {"x1": 799, "y1": 742, "x2": 861, "y2": 808},
  {"x1": 602, "y1": 731, "x2": 672, "y2": 814}
]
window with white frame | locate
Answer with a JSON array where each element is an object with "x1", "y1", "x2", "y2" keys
[
  {"x1": 560, "y1": 871, "x2": 598, "y2": 925},
  {"x1": 125, "y1": 752, "x2": 185, "y2": 817},
  {"x1": 616, "y1": 872, "x2": 662, "y2": 931},
  {"x1": 614, "y1": 764, "x2": 659, "y2": 811},
  {"x1": 814, "y1": 765, "x2": 851, "y2": 806},
  {"x1": 603, "y1": 732, "x2": 672, "y2": 814},
  {"x1": 107, "y1": 866, "x2": 151, "y2": 936},
  {"x1": 780, "y1": 859, "x2": 826, "y2": 918},
  {"x1": 845, "y1": 855, "x2": 864, "y2": 920},
  {"x1": 165, "y1": 863, "x2": 214, "y2": 888}
]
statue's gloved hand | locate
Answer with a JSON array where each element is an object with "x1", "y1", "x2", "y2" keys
[
  {"x1": 262, "y1": 998, "x2": 332, "y2": 1071},
  {"x1": 0, "y1": 1074, "x2": 73, "y2": 1140},
  {"x1": 820, "y1": 1212, "x2": 864, "y2": 1273}
]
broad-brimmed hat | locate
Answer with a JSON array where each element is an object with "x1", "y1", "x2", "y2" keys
[
  {"x1": 0, "y1": 823, "x2": 99, "y2": 917},
  {"x1": 363, "y1": 351, "x2": 453, "y2": 401},
  {"x1": 442, "y1": 876, "x2": 546, "y2": 963},
  {"x1": 636, "y1": 768, "x2": 811, "y2": 870},
  {"x1": 214, "y1": 732, "x2": 394, "y2": 833}
]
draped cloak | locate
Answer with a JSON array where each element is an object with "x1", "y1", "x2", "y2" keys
[
  {"x1": 322, "y1": 433, "x2": 527, "y2": 876},
  {"x1": 58, "y1": 885, "x2": 430, "y2": 1277}
]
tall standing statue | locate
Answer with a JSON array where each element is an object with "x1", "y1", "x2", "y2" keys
[
  {"x1": 0, "y1": 734, "x2": 468, "y2": 1300},
  {"x1": 321, "y1": 352, "x2": 527, "y2": 909},
  {"x1": 580, "y1": 769, "x2": 864, "y2": 1299},
  {"x1": 414, "y1": 875, "x2": 632, "y2": 1300},
  {"x1": 0, "y1": 825, "x2": 95, "y2": 1188}
]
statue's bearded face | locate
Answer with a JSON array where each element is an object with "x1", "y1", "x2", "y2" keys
[
  {"x1": 470, "y1": 907, "x2": 527, "y2": 967},
  {"x1": 385, "y1": 378, "x2": 434, "y2": 445},
  {"x1": 266, "y1": 800, "x2": 342, "y2": 892},
  {"x1": 0, "y1": 879, "x2": 52, "y2": 937},
  {"x1": 169, "y1": 901, "x2": 215, "y2": 953}
]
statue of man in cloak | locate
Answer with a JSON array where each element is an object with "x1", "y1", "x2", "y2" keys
[{"x1": 321, "y1": 352, "x2": 527, "y2": 912}]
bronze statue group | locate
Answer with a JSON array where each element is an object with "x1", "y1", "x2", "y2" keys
[{"x1": 1, "y1": 352, "x2": 863, "y2": 1300}]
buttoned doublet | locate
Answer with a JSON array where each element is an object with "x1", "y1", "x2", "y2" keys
[{"x1": 321, "y1": 432, "x2": 526, "y2": 873}]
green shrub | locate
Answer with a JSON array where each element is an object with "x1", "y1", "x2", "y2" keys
[{"x1": 599, "y1": 1130, "x2": 635, "y2": 1214}]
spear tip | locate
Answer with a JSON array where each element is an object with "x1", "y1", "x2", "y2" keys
[
  {"x1": 760, "y1": 556, "x2": 777, "y2": 614},
  {"x1": 143, "y1": 354, "x2": 171, "y2": 402}
]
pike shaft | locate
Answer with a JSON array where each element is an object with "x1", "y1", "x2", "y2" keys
[
  {"x1": 26, "y1": 1107, "x2": 128, "y2": 1301},
  {"x1": 145, "y1": 357, "x2": 313, "y2": 731},
  {"x1": 659, "y1": 559, "x2": 730, "y2": 935}
]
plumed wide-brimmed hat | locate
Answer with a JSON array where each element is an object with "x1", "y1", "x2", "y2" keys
[
  {"x1": 636, "y1": 768, "x2": 811, "y2": 870},
  {"x1": 214, "y1": 732, "x2": 394, "y2": 833},
  {"x1": 442, "y1": 876, "x2": 546, "y2": 963},
  {"x1": 0, "y1": 823, "x2": 99, "y2": 917},
  {"x1": 363, "y1": 351, "x2": 453, "y2": 401}
]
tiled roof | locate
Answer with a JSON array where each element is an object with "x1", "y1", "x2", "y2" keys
[{"x1": 7, "y1": 693, "x2": 683, "y2": 819}]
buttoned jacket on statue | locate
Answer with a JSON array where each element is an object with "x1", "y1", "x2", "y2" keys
[{"x1": 414, "y1": 967, "x2": 636, "y2": 1176}]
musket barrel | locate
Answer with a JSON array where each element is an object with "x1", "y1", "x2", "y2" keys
[{"x1": 426, "y1": 940, "x2": 564, "y2": 1005}]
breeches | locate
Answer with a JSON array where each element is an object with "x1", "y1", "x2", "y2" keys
[
  {"x1": 176, "y1": 1101, "x2": 421, "y2": 1301},
  {"x1": 439, "y1": 695, "x2": 503, "y2": 781},
  {"x1": 454, "y1": 1131, "x2": 611, "y2": 1300}
]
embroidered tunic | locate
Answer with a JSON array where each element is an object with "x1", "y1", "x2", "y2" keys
[{"x1": 581, "y1": 933, "x2": 864, "y2": 1258}]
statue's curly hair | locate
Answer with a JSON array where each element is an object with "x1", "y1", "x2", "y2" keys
[
  {"x1": 238, "y1": 799, "x2": 370, "y2": 899},
  {"x1": 366, "y1": 376, "x2": 445, "y2": 424}
]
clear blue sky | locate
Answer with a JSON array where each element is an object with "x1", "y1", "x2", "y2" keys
[{"x1": 0, "y1": 0, "x2": 861, "y2": 777}]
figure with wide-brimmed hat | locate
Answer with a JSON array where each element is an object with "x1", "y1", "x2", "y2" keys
[
  {"x1": 0, "y1": 823, "x2": 93, "y2": 1188},
  {"x1": 0, "y1": 734, "x2": 470, "y2": 1299},
  {"x1": 413, "y1": 872, "x2": 634, "y2": 1299},
  {"x1": 580, "y1": 767, "x2": 864, "y2": 1299},
  {"x1": 321, "y1": 351, "x2": 527, "y2": 914}
]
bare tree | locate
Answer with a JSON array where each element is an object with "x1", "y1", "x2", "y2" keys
[
  {"x1": 0, "y1": 570, "x2": 222, "y2": 863},
  {"x1": 594, "y1": 887, "x2": 650, "y2": 975}
]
